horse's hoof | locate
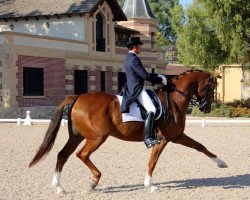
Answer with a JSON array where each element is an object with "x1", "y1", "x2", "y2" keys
[
  {"x1": 57, "y1": 189, "x2": 67, "y2": 196},
  {"x1": 218, "y1": 162, "x2": 228, "y2": 168},
  {"x1": 89, "y1": 181, "x2": 97, "y2": 190},
  {"x1": 150, "y1": 185, "x2": 159, "y2": 192}
]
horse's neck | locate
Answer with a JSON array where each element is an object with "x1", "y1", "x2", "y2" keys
[{"x1": 171, "y1": 74, "x2": 198, "y2": 111}]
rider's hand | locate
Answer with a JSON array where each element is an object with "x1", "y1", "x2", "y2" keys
[{"x1": 158, "y1": 75, "x2": 167, "y2": 85}]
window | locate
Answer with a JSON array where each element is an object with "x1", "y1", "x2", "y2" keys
[
  {"x1": 101, "y1": 71, "x2": 105, "y2": 92},
  {"x1": 151, "y1": 32, "x2": 155, "y2": 49},
  {"x1": 23, "y1": 67, "x2": 44, "y2": 96},
  {"x1": 118, "y1": 72, "x2": 127, "y2": 93},
  {"x1": 96, "y1": 13, "x2": 105, "y2": 52},
  {"x1": 74, "y1": 70, "x2": 88, "y2": 95},
  {"x1": 115, "y1": 32, "x2": 130, "y2": 47}
]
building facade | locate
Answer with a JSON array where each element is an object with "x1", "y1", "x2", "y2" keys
[{"x1": 0, "y1": 0, "x2": 166, "y2": 118}]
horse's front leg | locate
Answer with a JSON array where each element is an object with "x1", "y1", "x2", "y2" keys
[
  {"x1": 144, "y1": 139, "x2": 168, "y2": 190},
  {"x1": 172, "y1": 133, "x2": 228, "y2": 168}
]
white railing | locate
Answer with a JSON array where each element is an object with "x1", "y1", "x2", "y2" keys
[
  {"x1": 0, "y1": 118, "x2": 68, "y2": 126},
  {"x1": 0, "y1": 111, "x2": 249, "y2": 127},
  {"x1": 0, "y1": 111, "x2": 68, "y2": 126},
  {"x1": 0, "y1": 118, "x2": 249, "y2": 127},
  {"x1": 186, "y1": 119, "x2": 250, "y2": 127}
]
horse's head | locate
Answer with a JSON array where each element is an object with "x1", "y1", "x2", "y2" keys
[
  {"x1": 157, "y1": 70, "x2": 219, "y2": 116},
  {"x1": 194, "y1": 72, "x2": 218, "y2": 113}
]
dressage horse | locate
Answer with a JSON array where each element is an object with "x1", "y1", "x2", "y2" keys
[{"x1": 29, "y1": 70, "x2": 228, "y2": 195}]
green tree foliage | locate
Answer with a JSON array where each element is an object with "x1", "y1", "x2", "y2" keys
[
  {"x1": 171, "y1": 0, "x2": 250, "y2": 70},
  {"x1": 156, "y1": 31, "x2": 170, "y2": 52},
  {"x1": 149, "y1": 0, "x2": 177, "y2": 42},
  {"x1": 117, "y1": 0, "x2": 125, "y2": 7}
]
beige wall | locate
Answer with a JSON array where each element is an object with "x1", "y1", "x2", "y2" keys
[{"x1": 217, "y1": 65, "x2": 243, "y2": 102}]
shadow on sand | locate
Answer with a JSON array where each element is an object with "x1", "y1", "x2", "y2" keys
[{"x1": 98, "y1": 174, "x2": 250, "y2": 193}]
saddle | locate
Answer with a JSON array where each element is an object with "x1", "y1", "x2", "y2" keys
[
  {"x1": 117, "y1": 89, "x2": 163, "y2": 122},
  {"x1": 136, "y1": 89, "x2": 161, "y2": 120}
]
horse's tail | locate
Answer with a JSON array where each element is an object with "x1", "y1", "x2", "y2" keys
[{"x1": 29, "y1": 95, "x2": 79, "y2": 168}]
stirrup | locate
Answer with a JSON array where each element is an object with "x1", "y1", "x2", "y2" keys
[{"x1": 144, "y1": 137, "x2": 160, "y2": 149}]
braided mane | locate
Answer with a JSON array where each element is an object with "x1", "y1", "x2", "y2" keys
[{"x1": 171, "y1": 69, "x2": 204, "y2": 81}]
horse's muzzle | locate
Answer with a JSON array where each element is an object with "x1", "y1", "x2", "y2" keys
[{"x1": 199, "y1": 100, "x2": 211, "y2": 114}]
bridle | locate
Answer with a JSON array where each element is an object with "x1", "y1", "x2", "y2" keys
[
  {"x1": 170, "y1": 75, "x2": 213, "y2": 112},
  {"x1": 158, "y1": 74, "x2": 213, "y2": 121},
  {"x1": 196, "y1": 76, "x2": 212, "y2": 112}
]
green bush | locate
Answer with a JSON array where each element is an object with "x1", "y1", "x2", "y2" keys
[
  {"x1": 190, "y1": 106, "x2": 206, "y2": 117},
  {"x1": 225, "y1": 99, "x2": 250, "y2": 108},
  {"x1": 190, "y1": 101, "x2": 250, "y2": 118}
]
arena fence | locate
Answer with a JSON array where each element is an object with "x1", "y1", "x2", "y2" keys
[{"x1": 0, "y1": 111, "x2": 249, "y2": 127}]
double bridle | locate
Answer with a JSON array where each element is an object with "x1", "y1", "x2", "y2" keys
[{"x1": 172, "y1": 75, "x2": 213, "y2": 112}]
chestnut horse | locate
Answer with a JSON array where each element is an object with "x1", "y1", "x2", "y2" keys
[{"x1": 29, "y1": 70, "x2": 228, "y2": 195}]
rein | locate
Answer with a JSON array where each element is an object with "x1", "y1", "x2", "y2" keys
[
  {"x1": 169, "y1": 75, "x2": 212, "y2": 107},
  {"x1": 170, "y1": 86, "x2": 200, "y2": 105}
]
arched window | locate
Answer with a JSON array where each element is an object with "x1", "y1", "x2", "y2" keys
[{"x1": 96, "y1": 13, "x2": 105, "y2": 52}]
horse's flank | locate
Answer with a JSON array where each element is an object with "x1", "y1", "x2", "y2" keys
[{"x1": 72, "y1": 92, "x2": 145, "y2": 142}]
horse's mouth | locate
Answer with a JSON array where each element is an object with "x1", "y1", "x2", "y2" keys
[{"x1": 199, "y1": 106, "x2": 211, "y2": 114}]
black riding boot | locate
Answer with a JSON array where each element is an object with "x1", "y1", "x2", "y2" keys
[{"x1": 144, "y1": 112, "x2": 160, "y2": 148}]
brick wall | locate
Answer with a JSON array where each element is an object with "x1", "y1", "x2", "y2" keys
[
  {"x1": 65, "y1": 64, "x2": 120, "y2": 95},
  {"x1": 0, "y1": 59, "x2": 2, "y2": 106},
  {"x1": 115, "y1": 47, "x2": 128, "y2": 55},
  {"x1": 16, "y1": 55, "x2": 66, "y2": 107}
]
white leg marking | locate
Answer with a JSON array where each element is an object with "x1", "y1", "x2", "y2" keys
[
  {"x1": 52, "y1": 171, "x2": 61, "y2": 187},
  {"x1": 144, "y1": 173, "x2": 152, "y2": 187},
  {"x1": 52, "y1": 171, "x2": 66, "y2": 196},
  {"x1": 211, "y1": 157, "x2": 228, "y2": 168},
  {"x1": 144, "y1": 173, "x2": 159, "y2": 192}
]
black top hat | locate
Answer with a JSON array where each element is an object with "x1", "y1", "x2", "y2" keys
[{"x1": 126, "y1": 37, "x2": 143, "y2": 48}]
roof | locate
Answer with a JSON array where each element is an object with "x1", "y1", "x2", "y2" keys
[
  {"x1": 166, "y1": 64, "x2": 192, "y2": 76},
  {"x1": 0, "y1": 0, "x2": 127, "y2": 21},
  {"x1": 123, "y1": 0, "x2": 155, "y2": 19},
  {"x1": 114, "y1": 24, "x2": 139, "y2": 34}
]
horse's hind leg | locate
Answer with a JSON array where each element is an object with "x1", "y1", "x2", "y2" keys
[
  {"x1": 76, "y1": 137, "x2": 107, "y2": 190},
  {"x1": 52, "y1": 133, "x2": 84, "y2": 195},
  {"x1": 172, "y1": 133, "x2": 228, "y2": 168}
]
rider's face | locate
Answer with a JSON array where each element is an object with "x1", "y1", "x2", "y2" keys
[{"x1": 134, "y1": 45, "x2": 141, "y2": 54}]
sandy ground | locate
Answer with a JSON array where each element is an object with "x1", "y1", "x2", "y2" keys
[{"x1": 0, "y1": 123, "x2": 249, "y2": 200}]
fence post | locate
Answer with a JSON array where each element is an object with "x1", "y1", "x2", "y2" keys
[
  {"x1": 61, "y1": 119, "x2": 65, "y2": 127},
  {"x1": 23, "y1": 111, "x2": 32, "y2": 125},
  {"x1": 17, "y1": 118, "x2": 21, "y2": 126},
  {"x1": 202, "y1": 119, "x2": 205, "y2": 127}
]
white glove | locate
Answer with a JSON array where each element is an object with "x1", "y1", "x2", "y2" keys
[{"x1": 158, "y1": 74, "x2": 167, "y2": 85}]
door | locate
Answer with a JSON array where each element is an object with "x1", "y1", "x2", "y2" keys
[{"x1": 74, "y1": 70, "x2": 88, "y2": 95}]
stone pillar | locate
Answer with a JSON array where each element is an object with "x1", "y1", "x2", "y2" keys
[{"x1": 0, "y1": 34, "x2": 18, "y2": 108}]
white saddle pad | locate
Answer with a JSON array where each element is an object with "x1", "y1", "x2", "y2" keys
[{"x1": 116, "y1": 95, "x2": 162, "y2": 123}]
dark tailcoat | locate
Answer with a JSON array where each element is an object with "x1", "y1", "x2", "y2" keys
[{"x1": 121, "y1": 52, "x2": 163, "y2": 113}]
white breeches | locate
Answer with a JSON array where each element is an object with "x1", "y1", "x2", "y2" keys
[{"x1": 137, "y1": 88, "x2": 156, "y2": 114}]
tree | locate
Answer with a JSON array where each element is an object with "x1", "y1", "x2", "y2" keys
[
  {"x1": 171, "y1": 0, "x2": 250, "y2": 70},
  {"x1": 117, "y1": 0, "x2": 125, "y2": 7},
  {"x1": 149, "y1": 0, "x2": 177, "y2": 42}
]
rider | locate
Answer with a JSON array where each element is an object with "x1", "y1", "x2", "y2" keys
[{"x1": 121, "y1": 37, "x2": 167, "y2": 148}]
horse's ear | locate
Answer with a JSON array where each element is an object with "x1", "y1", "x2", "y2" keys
[{"x1": 211, "y1": 72, "x2": 222, "y2": 79}]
